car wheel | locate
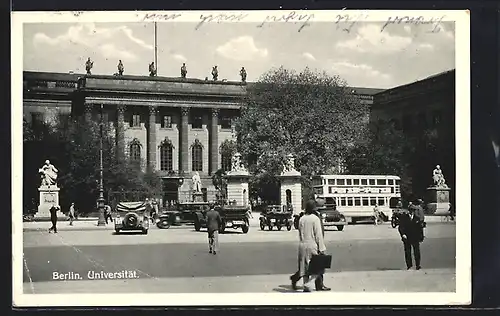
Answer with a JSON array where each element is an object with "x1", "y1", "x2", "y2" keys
[
  {"x1": 268, "y1": 225, "x2": 273, "y2": 231},
  {"x1": 158, "y1": 220, "x2": 171, "y2": 229},
  {"x1": 142, "y1": 229, "x2": 148, "y2": 235},
  {"x1": 115, "y1": 229, "x2": 120, "y2": 234},
  {"x1": 194, "y1": 221, "x2": 201, "y2": 231},
  {"x1": 336, "y1": 225, "x2": 344, "y2": 231},
  {"x1": 242, "y1": 225, "x2": 249, "y2": 234},
  {"x1": 286, "y1": 223, "x2": 292, "y2": 231},
  {"x1": 277, "y1": 225, "x2": 282, "y2": 231}
]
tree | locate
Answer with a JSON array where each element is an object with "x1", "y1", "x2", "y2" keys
[{"x1": 234, "y1": 66, "x2": 368, "y2": 203}]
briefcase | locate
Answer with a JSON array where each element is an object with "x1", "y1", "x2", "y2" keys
[{"x1": 308, "y1": 254, "x2": 332, "y2": 274}]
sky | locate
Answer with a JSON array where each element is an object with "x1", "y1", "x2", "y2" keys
[{"x1": 23, "y1": 21, "x2": 455, "y2": 89}]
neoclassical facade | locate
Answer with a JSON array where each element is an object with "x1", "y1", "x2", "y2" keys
[{"x1": 23, "y1": 71, "x2": 383, "y2": 205}]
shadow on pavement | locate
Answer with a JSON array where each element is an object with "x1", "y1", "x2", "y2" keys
[
  {"x1": 112, "y1": 231, "x2": 148, "y2": 236},
  {"x1": 273, "y1": 284, "x2": 303, "y2": 293}
]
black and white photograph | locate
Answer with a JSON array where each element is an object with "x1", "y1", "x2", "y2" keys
[{"x1": 12, "y1": 10, "x2": 470, "y2": 306}]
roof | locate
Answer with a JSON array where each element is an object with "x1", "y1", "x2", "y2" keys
[{"x1": 375, "y1": 69, "x2": 455, "y2": 96}]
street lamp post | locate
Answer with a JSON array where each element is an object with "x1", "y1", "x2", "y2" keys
[{"x1": 97, "y1": 104, "x2": 106, "y2": 226}]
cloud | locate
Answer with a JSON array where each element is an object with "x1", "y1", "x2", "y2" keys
[
  {"x1": 331, "y1": 60, "x2": 392, "y2": 86},
  {"x1": 336, "y1": 24, "x2": 412, "y2": 54},
  {"x1": 417, "y1": 43, "x2": 434, "y2": 51},
  {"x1": 404, "y1": 25, "x2": 412, "y2": 33},
  {"x1": 33, "y1": 23, "x2": 152, "y2": 61},
  {"x1": 302, "y1": 52, "x2": 316, "y2": 61},
  {"x1": 172, "y1": 54, "x2": 187, "y2": 62},
  {"x1": 99, "y1": 44, "x2": 137, "y2": 61},
  {"x1": 216, "y1": 36, "x2": 268, "y2": 61}
]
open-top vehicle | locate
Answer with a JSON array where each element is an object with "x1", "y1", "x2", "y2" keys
[
  {"x1": 259, "y1": 205, "x2": 293, "y2": 231},
  {"x1": 293, "y1": 202, "x2": 347, "y2": 231},
  {"x1": 156, "y1": 202, "x2": 211, "y2": 229},
  {"x1": 114, "y1": 201, "x2": 149, "y2": 234},
  {"x1": 193, "y1": 204, "x2": 250, "y2": 234}
]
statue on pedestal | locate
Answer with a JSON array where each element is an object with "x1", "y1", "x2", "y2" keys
[
  {"x1": 117, "y1": 60, "x2": 124, "y2": 76},
  {"x1": 85, "y1": 58, "x2": 93, "y2": 75},
  {"x1": 284, "y1": 154, "x2": 297, "y2": 172},
  {"x1": 181, "y1": 63, "x2": 187, "y2": 78},
  {"x1": 149, "y1": 62, "x2": 157, "y2": 77},
  {"x1": 231, "y1": 152, "x2": 244, "y2": 172},
  {"x1": 432, "y1": 165, "x2": 447, "y2": 188},
  {"x1": 192, "y1": 171, "x2": 202, "y2": 193},
  {"x1": 39, "y1": 160, "x2": 58, "y2": 186},
  {"x1": 212, "y1": 66, "x2": 218, "y2": 81},
  {"x1": 240, "y1": 67, "x2": 247, "y2": 83}
]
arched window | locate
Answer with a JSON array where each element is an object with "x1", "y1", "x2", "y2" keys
[
  {"x1": 286, "y1": 189, "x2": 292, "y2": 205},
  {"x1": 129, "y1": 138, "x2": 141, "y2": 165},
  {"x1": 159, "y1": 138, "x2": 174, "y2": 171},
  {"x1": 191, "y1": 139, "x2": 203, "y2": 171}
]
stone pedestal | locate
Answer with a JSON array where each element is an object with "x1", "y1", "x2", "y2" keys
[
  {"x1": 279, "y1": 169, "x2": 302, "y2": 216},
  {"x1": 193, "y1": 192, "x2": 204, "y2": 203},
  {"x1": 425, "y1": 186, "x2": 451, "y2": 216},
  {"x1": 226, "y1": 170, "x2": 250, "y2": 206},
  {"x1": 36, "y1": 185, "x2": 60, "y2": 218}
]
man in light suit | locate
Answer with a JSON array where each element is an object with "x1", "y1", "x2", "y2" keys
[{"x1": 206, "y1": 206, "x2": 222, "y2": 255}]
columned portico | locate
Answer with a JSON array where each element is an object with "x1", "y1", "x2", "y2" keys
[
  {"x1": 116, "y1": 105, "x2": 126, "y2": 159},
  {"x1": 210, "y1": 108, "x2": 219, "y2": 174},
  {"x1": 180, "y1": 107, "x2": 190, "y2": 172},
  {"x1": 148, "y1": 106, "x2": 157, "y2": 170}
]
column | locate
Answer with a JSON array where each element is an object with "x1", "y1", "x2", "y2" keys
[
  {"x1": 84, "y1": 104, "x2": 93, "y2": 122},
  {"x1": 180, "y1": 107, "x2": 190, "y2": 172},
  {"x1": 210, "y1": 108, "x2": 219, "y2": 174},
  {"x1": 116, "y1": 105, "x2": 126, "y2": 159},
  {"x1": 148, "y1": 106, "x2": 157, "y2": 171}
]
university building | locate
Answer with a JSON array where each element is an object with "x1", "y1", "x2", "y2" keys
[{"x1": 23, "y1": 71, "x2": 382, "y2": 205}]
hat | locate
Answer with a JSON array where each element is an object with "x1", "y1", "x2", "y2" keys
[{"x1": 305, "y1": 199, "x2": 319, "y2": 212}]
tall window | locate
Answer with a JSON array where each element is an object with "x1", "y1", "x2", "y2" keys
[
  {"x1": 159, "y1": 139, "x2": 173, "y2": 171},
  {"x1": 192, "y1": 115, "x2": 203, "y2": 129},
  {"x1": 161, "y1": 115, "x2": 172, "y2": 128},
  {"x1": 129, "y1": 139, "x2": 141, "y2": 165},
  {"x1": 432, "y1": 110, "x2": 442, "y2": 126},
  {"x1": 191, "y1": 139, "x2": 203, "y2": 171},
  {"x1": 131, "y1": 114, "x2": 141, "y2": 127},
  {"x1": 220, "y1": 116, "x2": 232, "y2": 129},
  {"x1": 221, "y1": 152, "x2": 232, "y2": 171}
]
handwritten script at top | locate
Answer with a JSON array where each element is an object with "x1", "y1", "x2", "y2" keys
[
  {"x1": 381, "y1": 15, "x2": 447, "y2": 33},
  {"x1": 140, "y1": 12, "x2": 448, "y2": 34}
]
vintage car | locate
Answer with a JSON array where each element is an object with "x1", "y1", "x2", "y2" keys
[
  {"x1": 156, "y1": 202, "x2": 211, "y2": 229},
  {"x1": 293, "y1": 203, "x2": 347, "y2": 231},
  {"x1": 259, "y1": 205, "x2": 293, "y2": 231},
  {"x1": 114, "y1": 201, "x2": 149, "y2": 234},
  {"x1": 194, "y1": 204, "x2": 250, "y2": 234}
]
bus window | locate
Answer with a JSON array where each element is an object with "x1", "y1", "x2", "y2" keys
[
  {"x1": 362, "y1": 198, "x2": 369, "y2": 206},
  {"x1": 313, "y1": 187, "x2": 324, "y2": 195},
  {"x1": 346, "y1": 179, "x2": 352, "y2": 185},
  {"x1": 328, "y1": 179, "x2": 335, "y2": 185},
  {"x1": 353, "y1": 179, "x2": 360, "y2": 185},
  {"x1": 337, "y1": 179, "x2": 345, "y2": 185},
  {"x1": 388, "y1": 179, "x2": 394, "y2": 185},
  {"x1": 370, "y1": 197, "x2": 377, "y2": 206},
  {"x1": 378, "y1": 197, "x2": 385, "y2": 206},
  {"x1": 354, "y1": 197, "x2": 361, "y2": 206},
  {"x1": 377, "y1": 179, "x2": 386, "y2": 185},
  {"x1": 391, "y1": 187, "x2": 394, "y2": 193},
  {"x1": 396, "y1": 180, "x2": 400, "y2": 186},
  {"x1": 347, "y1": 198, "x2": 353, "y2": 206},
  {"x1": 369, "y1": 179, "x2": 376, "y2": 185},
  {"x1": 325, "y1": 197, "x2": 335, "y2": 205},
  {"x1": 361, "y1": 179, "x2": 367, "y2": 185},
  {"x1": 340, "y1": 197, "x2": 347, "y2": 206}
]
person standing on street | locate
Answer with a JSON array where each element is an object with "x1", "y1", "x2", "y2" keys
[
  {"x1": 68, "y1": 202, "x2": 75, "y2": 226},
  {"x1": 206, "y1": 206, "x2": 222, "y2": 255},
  {"x1": 48, "y1": 204, "x2": 60, "y2": 233},
  {"x1": 398, "y1": 202, "x2": 425, "y2": 270},
  {"x1": 290, "y1": 199, "x2": 327, "y2": 292},
  {"x1": 104, "y1": 204, "x2": 113, "y2": 224},
  {"x1": 373, "y1": 203, "x2": 380, "y2": 226}
]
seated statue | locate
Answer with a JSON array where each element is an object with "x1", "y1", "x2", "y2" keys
[
  {"x1": 432, "y1": 165, "x2": 447, "y2": 187},
  {"x1": 39, "y1": 160, "x2": 58, "y2": 186}
]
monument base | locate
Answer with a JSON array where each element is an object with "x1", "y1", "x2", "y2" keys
[
  {"x1": 226, "y1": 171, "x2": 250, "y2": 206},
  {"x1": 425, "y1": 186, "x2": 451, "y2": 216},
  {"x1": 192, "y1": 192, "x2": 204, "y2": 203},
  {"x1": 36, "y1": 185, "x2": 60, "y2": 218}
]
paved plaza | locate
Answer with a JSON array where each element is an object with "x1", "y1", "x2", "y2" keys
[{"x1": 22, "y1": 217, "x2": 456, "y2": 294}]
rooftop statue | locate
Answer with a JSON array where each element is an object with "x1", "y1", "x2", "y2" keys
[{"x1": 85, "y1": 58, "x2": 93, "y2": 75}]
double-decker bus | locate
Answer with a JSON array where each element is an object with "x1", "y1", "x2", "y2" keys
[{"x1": 311, "y1": 175, "x2": 401, "y2": 223}]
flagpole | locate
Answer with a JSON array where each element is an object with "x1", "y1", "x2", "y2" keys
[{"x1": 154, "y1": 22, "x2": 158, "y2": 74}]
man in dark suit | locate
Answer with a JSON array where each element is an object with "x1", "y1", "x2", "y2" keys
[
  {"x1": 48, "y1": 204, "x2": 60, "y2": 233},
  {"x1": 398, "y1": 201, "x2": 425, "y2": 270},
  {"x1": 206, "y1": 206, "x2": 222, "y2": 255}
]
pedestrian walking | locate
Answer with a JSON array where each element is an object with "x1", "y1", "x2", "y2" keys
[
  {"x1": 290, "y1": 199, "x2": 327, "y2": 292},
  {"x1": 48, "y1": 204, "x2": 60, "y2": 233},
  {"x1": 206, "y1": 205, "x2": 222, "y2": 255},
  {"x1": 398, "y1": 201, "x2": 425, "y2": 270},
  {"x1": 104, "y1": 204, "x2": 113, "y2": 224},
  {"x1": 373, "y1": 203, "x2": 380, "y2": 226},
  {"x1": 68, "y1": 202, "x2": 75, "y2": 226}
]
